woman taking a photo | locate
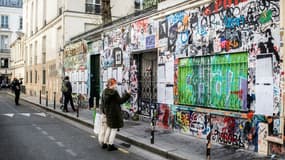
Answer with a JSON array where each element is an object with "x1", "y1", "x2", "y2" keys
[{"x1": 100, "y1": 78, "x2": 131, "y2": 151}]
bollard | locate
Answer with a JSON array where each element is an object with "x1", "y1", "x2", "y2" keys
[
  {"x1": 76, "y1": 94, "x2": 80, "y2": 118},
  {"x1": 46, "y1": 91, "x2": 48, "y2": 106},
  {"x1": 206, "y1": 113, "x2": 212, "y2": 160},
  {"x1": 39, "y1": 90, "x2": 42, "y2": 104},
  {"x1": 53, "y1": 92, "x2": 56, "y2": 110},
  {"x1": 150, "y1": 104, "x2": 156, "y2": 144}
]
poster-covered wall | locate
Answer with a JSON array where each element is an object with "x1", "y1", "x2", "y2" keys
[
  {"x1": 157, "y1": 0, "x2": 281, "y2": 116},
  {"x1": 100, "y1": 18, "x2": 157, "y2": 113},
  {"x1": 64, "y1": 41, "x2": 88, "y2": 97},
  {"x1": 155, "y1": 0, "x2": 283, "y2": 152},
  {"x1": 89, "y1": 0, "x2": 283, "y2": 154}
]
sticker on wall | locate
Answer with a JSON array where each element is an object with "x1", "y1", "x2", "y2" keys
[{"x1": 157, "y1": 104, "x2": 171, "y2": 129}]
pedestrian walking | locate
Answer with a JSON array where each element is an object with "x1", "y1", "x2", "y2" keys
[
  {"x1": 100, "y1": 78, "x2": 131, "y2": 151},
  {"x1": 11, "y1": 78, "x2": 22, "y2": 105},
  {"x1": 61, "y1": 76, "x2": 76, "y2": 112}
]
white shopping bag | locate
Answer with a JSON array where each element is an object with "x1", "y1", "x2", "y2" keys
[
  {"x1": 93, "y1": 113, "x2": 102, "y2": 134},
  {"x1": 97, "y1": 114, "x2": 107, "y2": 144}
]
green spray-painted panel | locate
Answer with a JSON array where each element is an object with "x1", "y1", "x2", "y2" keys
[{"x1": 178, "y1": 53, "x2": 248, "y2": 111}]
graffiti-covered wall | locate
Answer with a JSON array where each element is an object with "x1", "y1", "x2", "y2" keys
[
  {"x1": 64, "y1": 41, "x2": 88, "y2": 97},
  {"x1": 100, "y1": 18, "x2": 157, "y2": 112},
  {"x1": 158, "y1": 0, "x2": 281, "y2": 115},
  {"x1": 87, "y1": 0, "x2": 283, "y2": 154},
  {"x1": 155, "y1": 0, "x2": 283, "y2": 153}
]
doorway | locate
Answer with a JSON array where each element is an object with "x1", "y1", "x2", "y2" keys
[
  {"x1": 136, "y1": 50, "x2": 157, "y2": 116},
  {"x1": 90, "y1": 54, "x2": 100, "y2": 108}
]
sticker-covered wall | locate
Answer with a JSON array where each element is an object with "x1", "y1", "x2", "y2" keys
[
  {"x1": 157, "y1": 0, "x2": 281, "y2": 115},
  {"x1": 64, "y1": 41, "x2": 88, "y2": 98},
  {"x1": 101, "y1": 18, "x2": 157, "y2": 113},
  {"x1": 155, "y1": 0, "x2": 283, "y2": 153},
  {"x1": 89, "y1": 0, "x2": 283, "y2": 154}
]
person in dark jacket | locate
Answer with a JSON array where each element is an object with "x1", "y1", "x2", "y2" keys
[
  {"x1": 101, "y1": 78, "x2": 131, "y2": 151},
  {"x1": 11, "y1": 78, "x2": 22, "y2": 105},
  {"x1": 62, "y1": 76, "x2": 76, "y2": 112}
]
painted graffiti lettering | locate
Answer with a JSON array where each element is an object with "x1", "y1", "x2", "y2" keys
[
  {"x1": 174, "y1": 109, "x2": 210, "y2": 138},
  {"x1": 216, "y1": 0, "x2": 247, "y2": 12},
  {"x1": 203, "y1": 0, "x2": 247, "y2": 15},
  {"x1": 224, "y1": 15, "x2": 245, "y2": 29},
  {"x1": 167, "y1": 11, "x2": 185, "y2": 25},
  {"x1": 139, "y1": 101, "x2": 151, "y2": 116},
  {"x1": 259, "y1": 10, "x2": 273, "y2": 24},
  {"x1": 176, "y1": 111, "x2": 190, "y2": 132},
  {"x1": 130, "y1": 59, "x2": 138, "y2": 112}
]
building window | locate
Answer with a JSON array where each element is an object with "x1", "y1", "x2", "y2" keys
[
  {"x1": 1, "y1": 15, "x2": 9, "y2": 28},
  {"x1": 0, "y1": 0, "x2": 23, "y2": 8},
  {"x1": 19, "y1": 17, "x2": 22, "y2": 30},
  {"x1": 30, "y1": 2, "x2": 34, "y2": 36},
  {"x1": 35, "y1": 0, "x2": 38, "y2": 31},
  {"x1": 30, "y1": 71, "x2": 32, "y2": 83},
  {"x1": 142, "y1": 0, "x2": 157, "y2": 9},
  {"x1": 29, "y1": 44, "x2": 32, "y2": 65},
  {"x1": 43, "y1": 0, "x2": 46, "y2": 26},
  {"x1": 135, "y1": 0, "x2": 141, "y2": 10},
  {"x1": 42, "y1": 70, "x2": 46, "y2": 84},
  {"x1": 42, "y1": 36, "x2": 46, "y2": 64},
  {"x1": 34, "y1": 41, "x2": 37, "y2": 65},
  {"x1": 35, "y1": 70, "x2": 37, "y2": 84},
  {"x1": 0, "y1": 35, "x2": 9, "y2": 50},
  {"x1": 0, "y1": 58, "x2": 8, "y2": 68},
  {"x1": 25, "y1": 72, "x2": 28, "y2": 83},
  {"x1": 57, "y1": 0, "x2": 63, "y2": 15},
  {"x1": 86, "y1": 0, "x2": 100, "y2": 14}
]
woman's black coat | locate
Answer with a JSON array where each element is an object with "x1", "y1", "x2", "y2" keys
[{"x1": 101, "y1": 88, "x2": 130, "y2": 128}]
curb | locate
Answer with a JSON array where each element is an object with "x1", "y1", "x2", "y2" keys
[{"x1": 8, "y1": 92, "x2": 187, "y2": 160}]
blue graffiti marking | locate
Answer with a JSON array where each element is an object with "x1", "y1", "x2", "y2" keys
[
  {"x1": 224, "y1": 15, "x2": 245, "y2": 29},
  {"x1": 167, "y1": 11, "x2": 186, "y2": 25}
]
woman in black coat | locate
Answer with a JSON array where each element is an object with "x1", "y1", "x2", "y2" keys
[{"x1": 101, "y1": 78, "x2": 131, "y2": 151}]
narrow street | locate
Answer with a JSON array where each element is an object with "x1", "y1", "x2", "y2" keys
[{"x1": 0, "y1": 93, "x2": 166, "y2": 160}]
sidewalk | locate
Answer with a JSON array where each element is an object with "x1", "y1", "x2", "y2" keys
[{"x1": 9, "y1": 92, "x2": 270, "y2": 160}]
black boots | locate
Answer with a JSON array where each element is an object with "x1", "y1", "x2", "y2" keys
[
  {"x1": 101, "y1": 143, "x2": 118, "y2": 151},
  {"x1": 107, "y1": 144, "x2": 118, "y2": 151},
  {"x1": 101, "y1": 143, "x2": 107, "y2": 149}
]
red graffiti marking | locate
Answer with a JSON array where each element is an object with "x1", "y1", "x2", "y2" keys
[
  {"x1": 213, "y1": 0, "x2": 248, "y2": 13},
  {"x1": 231, "y1": 89, "x2": 243, "y2": 99},
  {"x1": 204, "y1": 7, "x2": 211, "y2": 16},
  {"x1": 204, "y1": 0, "x2": 248, "y2": 16}
]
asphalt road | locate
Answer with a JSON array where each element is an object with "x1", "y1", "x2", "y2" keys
[{"x1": 0, "y1": 93, "x2": 166, "y2": 160}]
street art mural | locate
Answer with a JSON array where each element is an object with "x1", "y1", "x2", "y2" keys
[
  {"x1": 96, "y1": 0, "x2": 283, "y2": 154},
  {"x1": 178, "y1": 53, "x2": 248, "y2": 111},
  {"x1": 101, "y1": 18, "x2": 156, "y2": 114},
  {"x1": 163, "y1": 0, "x2": 282, "y2": 115},
  {"x1": 210, "y1": 114, "x2": 265, "y2": 151},
  {"x1": 172, "y1": 106, "x2": 210, "y2": 138}
]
